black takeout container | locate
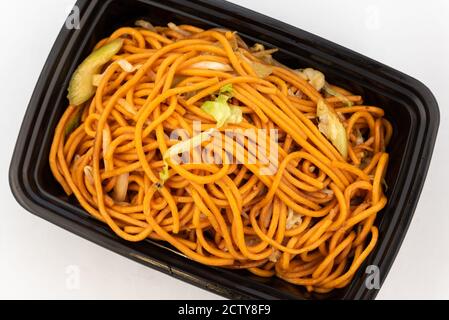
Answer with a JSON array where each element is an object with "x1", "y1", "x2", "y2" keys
[{"x1": 9, "y1": 0, "x2": 439, "y2": 299}]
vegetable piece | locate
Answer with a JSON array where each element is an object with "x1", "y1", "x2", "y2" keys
[
  {"x1": 102, "y1": 128, "x2": 111, "y2": 158},
  {"x1": 287, "y1": 87, "x2": 303, "y2": 98},
  {"x1": 250, "y1": 43, "x2": 279, "y2": 59},
  {"x1": 252, "y1": 49, "x2": 279, "y2": 60},
  {"x1": 323, "y1": 83, "x2": 353, "y2": 107},
  {"x1": 354, "y1": 128, "x2": 364, "y2": 145},
  {"x1": 135, "y1": 19, "x2": 155, "y2": 31},
  {"x1": 116, "y1": 59, "x2": 142, "y2": 73},
  {"x1": 303, "y1": 68, "x2": 325, "y2": 91},
  {"x1": 234, "y1": 34, "x2": 249, "y2": 50},
  {"x1": 113, "y1": 173, "x2": 129, "y2": 202},
  {"x1": 286, "y1": 207, "x2": 303, "y2": 230},
  {"x1": 237, "y1": 52, "x2": 273, "y2": 78},
  {"x1": 269, "y1": 249, "x2": 281, "y2": 262},
  {"x1": 167, "y1": 22, "x2": 191, "y2": 37},
  {"x1": 190, "y1": 61, "x2": 233, "y2": 71},
  {"x1": 249, "y1": 60, "x2": 273, "y2": 78},
  {"x1": 118, "y1": 98, "x2": 137, "y2": 115},
  {"x1": 294, "y1": 68, "x2": 325, "y2": 91},
  {"x1": 219, "y1": 83, "x2": 233, "y2": 94},
  {"x1": 211, "y1": 27, "x2": 232, "y2": 33},
  {"x1": 237, "y1": 51, "x2": 273, "y2": 79},
  {"x1": 251, "y1": 61, "x2": 273, "y2": 79},
  {"x1": 159, "y1": 163, "x2": 169, "y2": 185},
  {"x1": 201, "y1": 86, "x2": 242, "y2": 128},
  {"x1": 250, "y1": 43, "x2": 265, "y2": 52},
  {"x1": 65, "y1": 106, "x2": 83, "y2": 137},
  {"x1": 227, "y1": 105, "x2": 243, "y2": 124},
  {"x1": 92, "y1": 60, "x2": 140, "y2": 87},
  {"x1": 317, "y1": 99, "x2": 348, "y2": 159},
  {"x1": 83, "y1": 166, "x2": 94, "y2": 185},
  {"x1": 201, "y1": 95, "x2": 231, "y2": 128},
  {"x1": 68, "y1": 38, "x2": 123, "y2": 106},
  {"x1": 92, "y1": 74, "x2": 104, "y2": 87},
  {"x1": 223, "y1": 31, "x2": 239, "y2": 51}
]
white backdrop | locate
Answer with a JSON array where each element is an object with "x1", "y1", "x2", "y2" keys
[{"x1": 0, "y1": 0, "x2": 448, "y2": 299}]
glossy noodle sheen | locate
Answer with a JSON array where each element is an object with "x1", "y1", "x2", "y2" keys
[{"x1": 50, "y1": 23, "x2": 391, "y2": 293}]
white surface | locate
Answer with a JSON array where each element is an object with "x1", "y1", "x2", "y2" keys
[{"x1": 0, "y1": 0, "x2": 448, "y2": 299}]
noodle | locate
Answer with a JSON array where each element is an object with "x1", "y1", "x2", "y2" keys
[{"x1": 49, "y1": 22, "x2": 391, "y2": 292}]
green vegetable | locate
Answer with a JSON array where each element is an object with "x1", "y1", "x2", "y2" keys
[
  {"x1": 159, "y1": 162, "x2": 169, "y2": 185},
  {"x1": 227, "y1": 105, "x2": 243, "y2": 124},
  {"x1": 67, "y1": 38, "x2": 124, "y2": 106},
  {"x1": 201, "y1": 85, "x2": 242, "y2": 128},
  {"x1": 219, "y1": 83, "x2": 233, "y2": 95},
  {"x1": 202, "y1": 95, "x2": 232, "y2": 128},
  {"x1": 64, "y1": 106, "x2": 83, "y2": 137},
  {"x1": 324, "y1": 84, "x2": 353, "y2": 107}
]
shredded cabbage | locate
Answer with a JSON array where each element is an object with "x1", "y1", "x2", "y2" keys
[
  {"x1": 116, "y1": 59, "x2": 142, "y2": 73},
  {"x1": 118, "y1": 98, "x2": 137, "y2": 115},
  {"x1": 227, "y1": 105, "x2": 243, "y2": 124},
  {"x1": 190, "y1": 61, "x2": 233, "y2": 71},
  {"x1": 286, "y1": 207, "x2": 303, "y2": 230},
  {"x1": 317, "y1": 100, "x2": 348, "y2": 159},
  {"x1": 201, "y1": 85, "x2": 242, "y2": 128},
  {"x1": 220, "y1": 83, "x2": 233, "y2": 94},
  {"x1": 237, "y1": 52, "x2": 273, "y2": 78},
  {"x1": 324, "y1": 83, "x2": 353, "y2": 107},
  {"x1": 294, "y1": 68, "x2": 325, "y2": 91},
  {"x1": 202, "y1": 95, "x2": 231, "y2": 128},
  {"x1": 167, "y1": 22, "x2": 191, "y2": 37}
]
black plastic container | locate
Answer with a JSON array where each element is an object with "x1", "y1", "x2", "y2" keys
[{"x1": 9, "y1": 0, "x2": 439, "y2": 299}]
